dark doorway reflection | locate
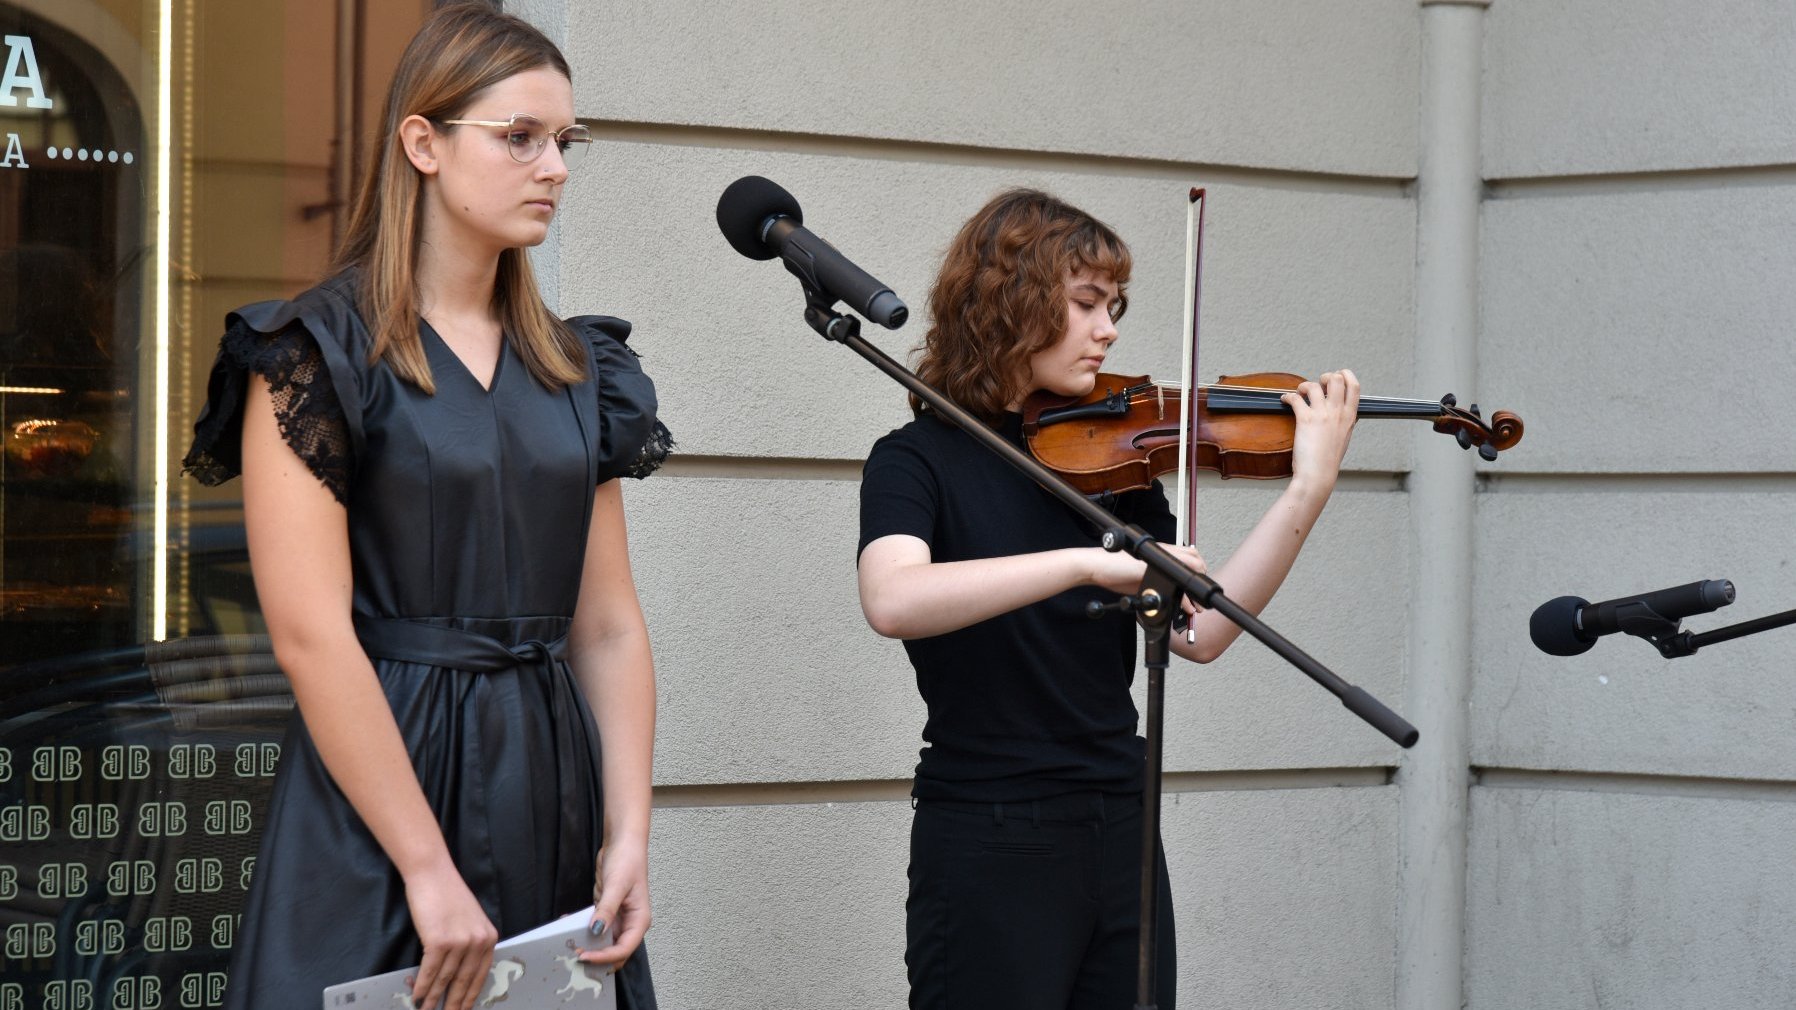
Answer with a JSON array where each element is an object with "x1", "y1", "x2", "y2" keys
[{"x1": 1, "y1": 6, "x2": 146, "y2": 666}]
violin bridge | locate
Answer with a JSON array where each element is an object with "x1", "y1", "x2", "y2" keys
[{"x1": 1156, "y1": 384, "x2": 1165, "y2": 421}]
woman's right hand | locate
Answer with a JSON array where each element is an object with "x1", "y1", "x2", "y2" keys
[
  {"x1": 1083, "y1": 543, "x2": 1207, "y2": 596},
  {"x1": 403, "y1": 863, "x2": 499, "y2": 1010}
]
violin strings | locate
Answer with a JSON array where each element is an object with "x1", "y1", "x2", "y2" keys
[{"x1": 1130, "y1": 381, "x2": 1444, "y2": 410}]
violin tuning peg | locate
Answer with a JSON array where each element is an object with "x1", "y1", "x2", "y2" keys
[
  {"x1": 1478, "y1": 443, "x2": 1499, "y2": 462},
  {"x1": 1469, "y1": 403, "x2": 1482, "y2": 417},
  {"x1": 1441, "y1": 393, "x2": 1458, "y2": 408},
  {"x1": 1455, "y1": 429, "x2": 1473, "y2": 450}
]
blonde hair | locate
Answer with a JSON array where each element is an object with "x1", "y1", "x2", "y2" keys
[{"x1": 333, "y1": 2, "x2": 586, "y2": 393}]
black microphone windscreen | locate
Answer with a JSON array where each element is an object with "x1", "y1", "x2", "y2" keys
[
  {"x1": 1530, "y1": 595, "x2": 1596, "y2": 656},
  {"x1": 717, "y1": 176, "x2": 802, "y2": 261}
]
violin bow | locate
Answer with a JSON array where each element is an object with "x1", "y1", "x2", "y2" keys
[
  {"x1": 1169, "y1": 189, "x2": 1205, "y2": 642},
  {"x1": 1174, "y1": 189, "x2": 1206, "y2": 557}
]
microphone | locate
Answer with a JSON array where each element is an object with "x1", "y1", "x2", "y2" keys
[
  {"x1": 1529, "y1": 579, "x2": 1735, "y2": 656},
  {"x1": 716, "y1": 175, "x2": 908, "y2": 329}
]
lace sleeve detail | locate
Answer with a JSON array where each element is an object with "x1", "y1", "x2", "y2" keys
[
  {"x1": 622, "y1": 418, "x2": 675, "y2": 479},
  {"x1": 183, "y1": 318, "x2": 353, "y2": 503},
  {"x1": 569, "y1": 314, "x2": 675, "y2": 481}
]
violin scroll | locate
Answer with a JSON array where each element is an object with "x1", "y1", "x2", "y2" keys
[{"x1": 1432, "y1": 393, "x2": 1525, "y2": 462}]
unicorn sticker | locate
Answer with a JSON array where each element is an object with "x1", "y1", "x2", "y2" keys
[
  {"x1": 478, "y1": 958, "x2": 526, "y2": 1006},
  {"x1": 553, "y1": 954, "x2": 607, "y2": 1001}
]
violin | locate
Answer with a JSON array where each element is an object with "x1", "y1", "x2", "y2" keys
[
  {"x1": 1021, "y1": 371, "x2": 1524, "y2": 497},
  {"x1": 1039, "y1": 189, "x2": 1523, "y2": 545}
]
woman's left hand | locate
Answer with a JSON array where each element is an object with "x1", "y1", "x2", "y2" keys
[
  {"x1": 1281, "y1": 369, "x2": 1360, "y2": 495},
  {"x1": 578, "y1": 836, "x2": 652, "y2": 968}
]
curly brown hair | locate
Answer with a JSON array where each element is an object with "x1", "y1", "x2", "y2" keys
[{"x1": 911, "y1": 189, "x2": 1132, "y2": 422}]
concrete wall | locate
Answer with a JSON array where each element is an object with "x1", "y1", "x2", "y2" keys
[
  {"x1": 519, "y1": 1, "x2": 1796, "y2": 1006},
  {"x1": 1470, "y1": 1, "x2": 1796, "y2": 1006}
]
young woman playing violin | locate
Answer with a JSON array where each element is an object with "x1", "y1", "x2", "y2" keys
[{"x1": 856, "y1": 188, "x2": 1360, "y2": 1010}]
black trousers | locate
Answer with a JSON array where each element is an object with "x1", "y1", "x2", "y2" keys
[{"x1": 906, "y1": 791, "x2": 1176, "y2": 1010}]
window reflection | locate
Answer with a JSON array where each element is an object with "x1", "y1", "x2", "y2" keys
[
  {"x1": 1, "y1": 6, "x2": 144, "y2": 666},
  {"x1": 2, "y1": 1, "x2": 428, "y2": 1000}
]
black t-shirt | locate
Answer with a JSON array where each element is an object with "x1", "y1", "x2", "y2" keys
[{"x1": 858, "y1": 411, "x2": 1178, "y2": 801}]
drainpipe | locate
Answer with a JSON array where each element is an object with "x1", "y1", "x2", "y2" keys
[{"x1": 1399, "y1": 2, "x2": 1488, "y2": 1008}]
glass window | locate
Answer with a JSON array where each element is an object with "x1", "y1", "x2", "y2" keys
[{"x1": 2, "y1": 1, "x2": 428, "y2": 1000}]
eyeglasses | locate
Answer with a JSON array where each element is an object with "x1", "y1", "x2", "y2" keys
[{"x1": 438, "y1": 113, "x2": 591, "y2": 171}]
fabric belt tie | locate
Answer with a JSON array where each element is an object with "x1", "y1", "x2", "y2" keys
[
  {"x1": 350, "y1": 613, "x2": 588, "y2": 933},
  {"x1": 352, "y1": 614, "x2": 568, "y2": 671}
]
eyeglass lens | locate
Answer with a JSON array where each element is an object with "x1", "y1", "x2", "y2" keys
[{"x1": 506, "y1": 114, "x2": 590, "y2": 171}]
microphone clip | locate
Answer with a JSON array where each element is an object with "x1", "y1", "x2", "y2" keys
[
  {"x1": 1608, "y1": 602, "x2": 1698, "y2": 658},
  {"x1": 801, "y1": 287, "x2": 860, "y2": 344}
]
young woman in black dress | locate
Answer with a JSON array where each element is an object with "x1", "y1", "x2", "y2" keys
[
  {"x1": 857, "y1": 189, "x2": 1360, "y2": 1009},
  {"x1": 184, "y1": 6, "x2": 665, "y2": 1009}
]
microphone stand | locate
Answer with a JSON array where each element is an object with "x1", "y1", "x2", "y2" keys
[
  {"x1": 797, "y1": 293, "x2": 1419, "y2": 1010},
  {"x1": 1631, "y1": 605, "x2": 1796, "y2": 659}
]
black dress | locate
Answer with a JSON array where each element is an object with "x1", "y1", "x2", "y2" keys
[{"x1": 184, "y1": 273, "x2": 668, "y2": 1010}]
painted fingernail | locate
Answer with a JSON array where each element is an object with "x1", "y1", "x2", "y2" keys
[{"x1": 589, "y1": 919, "x2": 606, "y2": 936}]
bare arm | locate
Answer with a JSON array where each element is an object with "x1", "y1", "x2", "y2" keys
[
  {"x1": 241, "y1": 375, "x2": 495, "y2": 1010},
  {"x1": 566, "y1": 479, "x2": 656, "y2": 967},
  {"x1": 856, "y1": 537, "x2": 1200, "y2": 640},
  {"x1": 1170, "y1": 369, "x2": 1361, "y2": 664}
]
